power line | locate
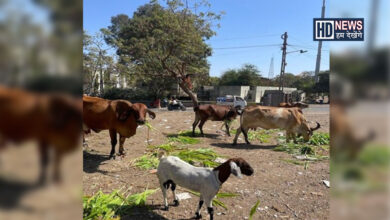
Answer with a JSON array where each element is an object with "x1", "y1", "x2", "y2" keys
[
  {"x1": 208, "y1": 33, "x2": 280, "y2": 42},
  {"x1": 213, "y1": 44, "x2": 281, "y2": 50}
]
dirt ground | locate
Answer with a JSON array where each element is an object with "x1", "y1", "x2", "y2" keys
[{"x1": 83, "y1": 104, "x2": 330, "y2": 220}]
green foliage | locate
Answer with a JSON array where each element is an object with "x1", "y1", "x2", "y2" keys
[
  {"x1": 134, "y1": 154, "x2": 160, "y2": 170},
  {"x1": 300, "y1": 146, "x2": 314, "y2": 155},
  {"x1": 231, "y1": 129, "x2": 272, "y2": 143},
  {"x1": 219, "y1": 64, "x2": 263, "y2": 86},
  {"x1": 103, "y1": 0, "x2": 222, "y2": 102},
  {"x1": 83, "y1": 188, "x2": 157, "y2": 220},
  {"x1": 358, "y1": 145, "x2": 390, "y2": 166},
  {"x1": 102, "y1": 87, "x2": 155, "y2": 101},
  {"x1": 148, "y1": 143, "x2": 180, "y2": 152},
  {"x1": 172, "y1": 148, "x2": 221, "y2": 167},
  {"x1": 249, "y1": 200, "x2": 261, "y2": 220},
  {"x1": 187, "y1": 190, "x2": 238, "y2": 210},
  {"x1": 307, "y1": 132, "x2": 330, "y2": 146},
  {"x1": 168, "y1": 136, "x2": 200, "y2": 144},
  {"x1": 167, "y1": 130, "x2": 201, "y2": 144}
]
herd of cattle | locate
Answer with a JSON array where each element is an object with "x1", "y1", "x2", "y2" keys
[{"x1": 0, "y1": 86, "x2": 321, "y2": 220}]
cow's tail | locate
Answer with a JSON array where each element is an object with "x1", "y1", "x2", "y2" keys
[{"x1": 193, "y1": 106, "x2": 199, "y2": 112}]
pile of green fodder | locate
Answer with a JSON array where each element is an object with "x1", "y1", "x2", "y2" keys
[{"x1": 83, "y1": 188, "x2": 158, "y2": 220}]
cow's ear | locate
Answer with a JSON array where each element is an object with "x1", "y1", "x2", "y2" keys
[
  {"x1": 230, "y1": 161, "x2": 243, "y2": 179},
  {"x1": 116, "y1": 101, "x2": 131, "y2": 121}
]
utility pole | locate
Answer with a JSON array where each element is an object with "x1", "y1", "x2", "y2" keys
[
  {"x1": 314, "y1": 0, "x2": 326, "y2": 82},
  {"x1": 367, "y1": 0, "x2": 379, "y2": 52},
  {"x1": 279, "y1": 32, "x2": 288, "y2": 92}
]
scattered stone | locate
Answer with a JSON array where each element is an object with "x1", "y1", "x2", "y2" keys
[
  {"x1": 149, "y1": 169, "x2": 157, "y2": 174},
  {"x1": 165, "y1": 126, "x2": 171, "y2": 129},
  {"x1": 322, "y1": 180, "x2": 330, "y2": 188},
  {"x1": 176, "y1": 192, "x2": 192, "y2": 201},
  {"x1": 297, "y1": 172, "x2": 303, "y2": 175},
  {"x1": 294, "y1": 155, "x2": 317, "y2": 161},
  {"x1": 310, "y1": 192, "x2": 324, "y2": 196},
  {"x1": 271, "y1": 204, "x2": 285, "y2": 213},
  {"x1": 162, "y1": 119, "x2": 168, "y2": 122}
]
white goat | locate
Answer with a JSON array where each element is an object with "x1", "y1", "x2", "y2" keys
[{"x1": 157, "y1": 156, "x2": 254, "y2": 220}]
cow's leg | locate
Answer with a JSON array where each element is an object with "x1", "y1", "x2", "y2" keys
[
  {"x1": 192, "y1": 115, "x2": 200, "y2": 136},
  {"x1": 53, "y1": 148, "x2": 64, "y2": 183},
  {"x1": 232, "y1": 126, "x2": 242, "y2": 145},
  {"x1": 118, "y1": 135, "x2": 126, "y2": 156},
  {"x1": 225, "y1": 121, "x2": 231, "y2": 136},
  {"x1": 198, "y1": 119, "x2": 206, "y2": 136},
  {"x1": 286, "y1": 131, "x2": 291, "y2": 143},
  {"x1": 38, "y1": 142, "x2": 49, "y2": 185},
  {"x1": 109, "y1": 129, "x2": 117, "y2": 159},
  {"x1": 242, "y1": 127, "x2": 251, "y2": 145}
]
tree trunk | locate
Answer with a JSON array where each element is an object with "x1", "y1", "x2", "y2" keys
[{"x1": 178, "y1": 81, "x2": 199, "y2": 108}]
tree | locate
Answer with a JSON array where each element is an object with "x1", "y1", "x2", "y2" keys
[
  {"x1": 219, "y1": 64, "x2": 262, "y2": 86},
  {"x1": 103, "y1": 0, "x2": 222, "y2": 107}
]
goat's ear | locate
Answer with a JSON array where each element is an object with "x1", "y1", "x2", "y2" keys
[{"x1": 230, "y1": 161, "x2": 242, "y2": 179}]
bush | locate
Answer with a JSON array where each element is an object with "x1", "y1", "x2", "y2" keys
[{"x1": 101, "y1": 88, "x2": 155, "y2": 101}]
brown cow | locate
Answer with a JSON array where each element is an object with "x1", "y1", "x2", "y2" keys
[
  {"x1": 279, "y1": 102, "x2": 309, "y2": 109},
  {"x1": 0, "y1": 86, "x2": 82, "y2": 183},
  {"x1": 233, "y1": 106, "x2": 320, "y2": 145},
  {"x1": 192, "y1": 104, "x2": 240, "y2": 137},
  {"x1": 83, "y1": 95, "x2": 156, "y2": 159}
]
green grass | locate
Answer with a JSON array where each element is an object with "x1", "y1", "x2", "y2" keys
[
  {"x1": 167, "y1": 130, "x2": 201, "y2": 144},
  {"x1": 134, "y1": 145, "x2": 224, "y2": 169},
  {"x1": 134, "y1": 153, "x2": 159, "y2": 170},
  {"x1": 280, "y1": 158, "x2": 306, "y2": 165},
  {"x1": 83, "y1": 188, "x2": 158, "y2": 220},
  {"x1": 358, "y1": 145, "x2": 390, "y2": 166},
  {"x1": 186, "y1": 190, "x2": 238, "y2": 210},
  {"x1": 249, "y1": 200, "x2": 261, "y2": 220},
  {"x1": 231, "y1": 129, "x2": 274, "y2": 143},
  {"x1": 172, "y1": 148, "x2": 222, "y2": 167}
]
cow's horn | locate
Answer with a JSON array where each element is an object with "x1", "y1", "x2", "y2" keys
[{"x1": 310, "y1": 122, "x2": 321, "y2": 131}]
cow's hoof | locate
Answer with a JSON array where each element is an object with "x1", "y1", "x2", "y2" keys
[
  {"x1": 173, "y1": 199, "x2": 179, "y2": 206},
  {"x1": 163, "y1": 206, "x2": 169, "y2": 211},
  {"x1": 109, "y1": 154, "x2": 116, "y2": 160},
  {"x1": 195, "y1": 213, "x2": 202, "y2": 219}
]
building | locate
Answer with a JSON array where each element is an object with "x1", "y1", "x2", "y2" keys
[{"x1": 197, "y1": 85, "x2": 301, "y2": 105}]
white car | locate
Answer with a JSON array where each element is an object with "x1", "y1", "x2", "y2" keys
[{"x1": 216, "y1": 95, "x2": 247, "y2": 109}]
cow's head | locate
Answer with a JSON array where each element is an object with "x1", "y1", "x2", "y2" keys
[
  {"x1": 225, "y1": 106, "x2": 240, "y2": 120},
  {"x1": 128, "y1": 103, "x2": 156, "y2": 125},
  {"x1": 115, "y1": 102, "x2": 156, "y2": 125},
  {"x1": 299, "y1": 121, "x2": 321, "y2": 141}
]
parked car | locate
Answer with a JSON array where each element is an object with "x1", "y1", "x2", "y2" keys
[{"x1": 216, "y1": 95, "x2": 247, "y2": 109}]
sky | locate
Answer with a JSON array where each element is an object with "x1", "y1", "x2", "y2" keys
[{"x1": 83, "y1": 0, "x2": 390, "y2": 77}]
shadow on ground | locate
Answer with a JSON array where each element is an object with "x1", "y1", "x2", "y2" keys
[
  {"x1": 0, "y1": 177, "x2": 40, "y2": 209},
  {"x1": 211, "y1": 142, "x2": 277, "y2": 150},
  {"x1": 83, "y1": 150, "x2": 110, "y2": 174}
]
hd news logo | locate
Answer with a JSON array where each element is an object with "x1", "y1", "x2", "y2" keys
[{"x1": 313, "y1": 18, "x2": 364, "y2": 41}]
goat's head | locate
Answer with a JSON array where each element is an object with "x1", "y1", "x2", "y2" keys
[
  {"x1": 214, "y1": 157, "x2": 254, "y2": 183},
  {"x1": 229, "y1": 158, "x2": 254, "y2": 178}
]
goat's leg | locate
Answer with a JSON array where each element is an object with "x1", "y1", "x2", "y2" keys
[
  {"x1": 225, "y1": 121, "x2": 231, "y2": 136},
  {"x1": 109, "y1": 129, "x2": 117, "y2": 159},
  {"x1": 118, "y1": 135, "x2": 126, "y2": 156},
  {"x1": 198, "y1": 120, "x2": 206, "y2": 136},
  {"x1": 192, "y1": 115, "x2": 200, "y2": 136},
  {"x1": 205, "y1": 197, "x2": 214, "y2": 220},
  {"x1": 38, "y1": 142, "x2": 49, "y2": 185},
  {"x1": 232, "y1": 126, "x2": 242, "y2": 145},
  {"x1": 195, "y1": 195, "x2": 204, "y2": 219},
  {"x1": 170, "y1": 181, "x2": 179, "y2": 206},
  {"x1": 242, "y1": 127, "x2": 251, "y2": 145},
  {"x1": 160, "y1": 182, "x2": 169, "y2": 210}
]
